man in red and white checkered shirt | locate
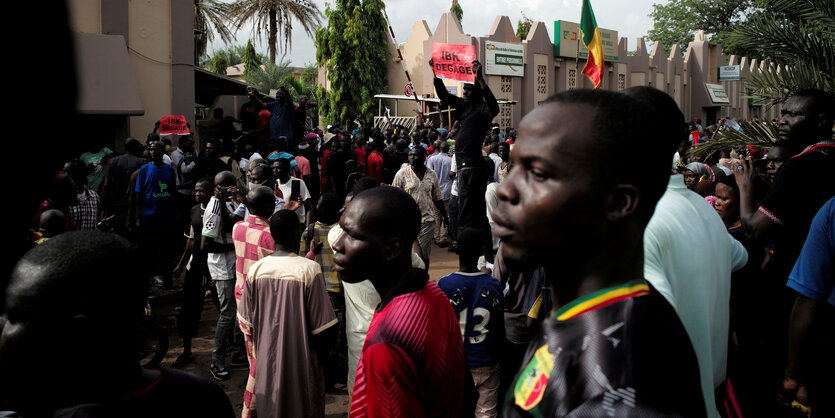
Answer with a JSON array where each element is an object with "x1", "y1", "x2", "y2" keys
[{"x1": 232, "y1": 185, "x2": 276, "y2": 418}]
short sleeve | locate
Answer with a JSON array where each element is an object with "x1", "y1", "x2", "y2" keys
[
  {"x1": 787, "y1": 198, "x2": 835, "y2": 304},
  {"x1": 306, "y1": 269, "x2": 337, "y2": 335},
  {"x1": 134, "y1": 166, "x2": 145, "y2": 193},
  {"x1": 392, "y1": 169, "x2": 405, "y2": 190},
  {"x1": 642, "y1": 224, "x2": 675, "y2": 307},
  {"x1": 202, "y1": 198, "x2": 222, "y2": 238},
  {"x1": 728, "y1": 234, "x2": 749, "y2": 273},
  {"x1": 430, "y1": 171, "x2": 442, "y2": 202},
  {"x1": 237, "y1": 262, "x2": 257, "y2": 331}
]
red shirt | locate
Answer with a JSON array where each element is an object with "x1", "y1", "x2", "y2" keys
[
  {"x1": 350, "y1": 279, "x2": 465, "y2": 417},
  {"x1": 257, "y1": 109, "x2": 271, "y2": 141},
  {"x1": 367, "y1": 150, "x2": 384, "y2": 183},
  {"x1": 355, "y1": 147, "x2": 368, "y2": 175}
]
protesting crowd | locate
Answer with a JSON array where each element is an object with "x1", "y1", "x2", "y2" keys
[{"x1": 2, "y1": 56, "x2": 833, "y2": 418}]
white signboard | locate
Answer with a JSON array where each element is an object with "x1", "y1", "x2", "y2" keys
[
  {"x1": 484, "y1": 40, "x2": 524, "y2": 77},
  {"x1": 719, "y1": 65, "x2": 740, "y2": 82},
  {"x1": 705, "y1": 83, "x2": 730, "y2": 104}
]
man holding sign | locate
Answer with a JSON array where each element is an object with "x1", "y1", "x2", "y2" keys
[{"x1": 430, "y1": 55, "x2": 498, "y2": 255}]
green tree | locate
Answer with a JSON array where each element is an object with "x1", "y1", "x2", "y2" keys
[
  {"x1": 450, "y1": 1, "x2": 463, "y2": 25},
  {"x1": 516, "y1": 15, "x2": 532, "y2": 40},
  {"x1": 227, "y1": 0, "x2": 322, "y2": 63},
  {"x1": 242, "y1": 39, "x2": 262, "y2": 79},
  {"x1": 647, "y1": 0, "x2": 755, "y2": 56},
  {"x1": 725, "y1": 0, "x2": 835, "y2": 105},
  {"x1": 203, "y1": 45, "x2": 246, "y2": 74},
  {"x1": 194, "y1": 0, "x2": 234, "y2": 61},
  {"x1": 246, "y1": 58, "x2": 293, "y2": 93},
  {"x1": 315, "y1": 0, "x2": 389, "y2": 125}
]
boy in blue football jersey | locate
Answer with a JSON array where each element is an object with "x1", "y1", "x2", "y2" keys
[{"x1": 438, "y1": 227, "x2": 505, "y2": 418}]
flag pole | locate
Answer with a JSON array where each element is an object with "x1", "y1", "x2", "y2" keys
[{"x1": 382, "y1": 6, "x2": 425, "y2": 126}]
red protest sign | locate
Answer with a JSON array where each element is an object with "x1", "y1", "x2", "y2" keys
[
  {"x1": 431, "y1": 43, "x2": 477, "y2": 83},
  {"x1": 159, "y1": 115, "x2": 189, "y2": 135}
]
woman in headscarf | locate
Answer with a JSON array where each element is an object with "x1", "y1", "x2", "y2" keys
[
  {"x1": 713, "y1": 175, "x2": 742, "y2": 238},
  {"x1": 684, "y1": 162, "x2": 715, "y2": 197}
]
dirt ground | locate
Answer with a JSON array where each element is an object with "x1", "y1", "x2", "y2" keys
[{"x1": 151, "y1": 243, "x2": 459, "y2": 417}]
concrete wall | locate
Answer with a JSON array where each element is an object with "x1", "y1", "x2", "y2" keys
[
  {"x1": 319, "y1": 14, "x2": 785, "y2": 129},
  {"x1": 69, "y1": 0, "x2": 195, "y2": 144}
]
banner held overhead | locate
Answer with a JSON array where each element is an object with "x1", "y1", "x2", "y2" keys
[{"x1": 431, "y1": 43, "x2": 478, "y2": 83}]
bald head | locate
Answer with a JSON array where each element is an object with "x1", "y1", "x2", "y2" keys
[
  {"x1": 215, "y1": 170, "x2": 236, "y2": 187},
  {"x1": 352, "y1": 186, "x2": 421, "y2": 244},
  {"x1": 247, "y1": 185, "x2": 276, "y2": 218}
]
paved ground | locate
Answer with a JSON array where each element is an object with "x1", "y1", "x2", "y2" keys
[{"x1": 151, "y1": 243, "x2": 459, "y2": 417}]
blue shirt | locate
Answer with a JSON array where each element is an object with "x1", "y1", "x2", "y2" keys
[
  {"x1": 788, "y1": 196, "x2": 835, "y2": 306},
  {"x1": 437, "y1": 271, "x2": 504, "y2": 368},
  {"x1": 135, "y1": 162, "x2": 177, "y2": 231},
  {"x1": 267, "y1": 100, "x2": 293, "y2": 139}
]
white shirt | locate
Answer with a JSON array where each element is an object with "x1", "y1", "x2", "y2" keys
[
  {"x1": 277, "y1": 176, "x2": 311, "y2": 224},
  {"x1": 644, "y1": 175, "x2": 748, "y2": 418},
  {"x1": 201, "y1": 196, "x2": 238, "y2": 281}
]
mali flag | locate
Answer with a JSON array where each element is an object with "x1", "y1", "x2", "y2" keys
[{"x1": 580, "y1": 0, "x2": 603, "y2": 88}]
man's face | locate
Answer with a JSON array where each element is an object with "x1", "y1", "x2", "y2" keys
[
  {"x1": 251, "y1": 166, "x2": 268, "y2": 184},
  {"x1": 765, "y1": 146, "x2": 789, "y2": 185},
  {"x1": 149, "y1": 142, "x2": 164, "y2": 162},
  {"x1": 713, "y1": 182, "x2": 739, "y2": 223},
  {"x1": 492, "y1": 103, "x2": 604, "y2": 263},
  {"x1": 498, "y1": 144, "x2": 510, "y2": 161},
  {"x1": 332, "y1": 199, "x2": 387, "y2": 283},
  {"x1": 274, "y1": 160, "x2": 290, "y2": 178},
  {"x1": 205, "y1": 142, "x2": 217, "y2": 158},
  {"x1": 141, "y1": 150, "x2": 152, "y2": 164},
  {"x1": 463, "y1": 85, "x2": 473, "y2": 102},
  {"x1": 194, "y1": 182, "x2": 211, "y2": 204},
  {"x1": 408, "y1": 148, "x2": 425, "y2": 167},
  {"x1": 778, "y1": 96, "x2": 816, "y2": 142}
]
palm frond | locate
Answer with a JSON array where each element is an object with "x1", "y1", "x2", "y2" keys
[{"x1": 690, "y1": 121, "x2": 779, "y2": 160}]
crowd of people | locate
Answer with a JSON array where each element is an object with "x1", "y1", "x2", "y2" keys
[{"x1": 2, "y1": 57, "x2": 833, "y2": 418}]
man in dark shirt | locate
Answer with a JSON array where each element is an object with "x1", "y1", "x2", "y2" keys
[
  {"x1": 732, "y1": 89, "x2": 835, "y2": 414},
  {"x1": 493, "y1": 90, "x2": 704, "y2": 416},
  {"x1": 102, "y1": 137, "x2": 144, "y2": 218},
  {"x1": 431, "y1": 59, "x2": 499, "y2": 237}
]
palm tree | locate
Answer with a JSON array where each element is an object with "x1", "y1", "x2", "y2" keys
[
  {"x1": 227, "y1": 0, "x2": 323, "y2": 64},
  {"x1": 194, "y1": 0, "x2": 234, "y2": 61},
  {"x1": 724, "y1": 0, "x2": 834, "y2": 105},
  {"x1": 246, "y1": 58, "x2": 294, "y2": 93}
]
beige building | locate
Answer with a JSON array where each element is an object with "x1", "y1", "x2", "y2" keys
[
  {"x1": 70, "y1": 0, "x2": 249, "y2": 150},
  {"x1": 346, "y1": 12, "x2": 782, "y2": 131}
]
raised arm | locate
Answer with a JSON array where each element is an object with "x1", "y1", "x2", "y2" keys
[
  {"x1": 429, "y1": 58, "x2": 464, "y2": 110},
  {"x1": 473, "y1": 60, "x2": 500, "y2": 118}
]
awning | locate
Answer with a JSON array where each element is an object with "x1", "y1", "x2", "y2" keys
[{"x1": 73, "y1": 32, "x2": 144, "y2": 115}]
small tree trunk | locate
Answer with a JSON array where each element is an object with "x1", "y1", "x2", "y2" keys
[{"x1": 269, "y1": 8, "x2": 277, "y2": 63}]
